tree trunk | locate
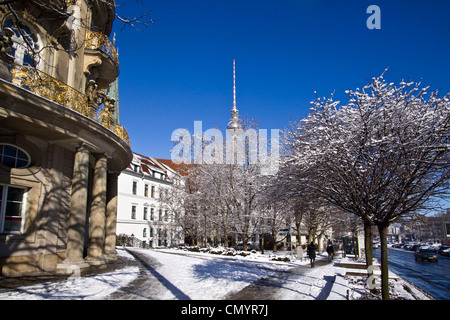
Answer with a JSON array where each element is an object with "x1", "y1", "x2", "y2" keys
[
  {"x1": 364, "y1": 221, "x2": 376, "y2": 294},
  {"x1": 378, "y1": 224, "x2": 390, "y2": 300},
  {"x1": 260, "y1": 233, "x2": 265, "y2": 254},
  {"x1": 296, "y1": 221, "x2": 302, "y2": 247},
  {"x1": 364, "y1": 222, "x2": 373, "y2": 267}
]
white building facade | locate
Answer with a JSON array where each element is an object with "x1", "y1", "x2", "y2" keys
[{"x1": 117, "y1": 153, "x2": 184, "y2": 248}]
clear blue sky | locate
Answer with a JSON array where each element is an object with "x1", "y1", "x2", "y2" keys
[{"x1": 112, "y1": 0, "x2": 450, "y2": 160}]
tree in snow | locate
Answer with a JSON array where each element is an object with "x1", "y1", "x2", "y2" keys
[{"x1": 281, "y1": 72, "x2": 450, "y2": 299}]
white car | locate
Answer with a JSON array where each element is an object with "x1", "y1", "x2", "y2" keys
[{"x1": 442, "y1": 248, "x2": 450, "y2": 257}]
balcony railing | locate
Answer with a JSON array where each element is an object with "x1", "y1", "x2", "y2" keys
[
  {"x1": 85, "y1": 30, "x2": 119, "y2": 68},
  {"x1": 10, "y1": 65, "x2": 130, "y2": 146},
  {"x1": 11, "y1": 65, "x2": 89, "y2": 116}
]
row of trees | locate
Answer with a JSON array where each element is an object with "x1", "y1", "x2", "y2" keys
[
  {"x1": 161, "y1": 116, "x2": 348, "y2": 252},
  {"x1": 163, "y1": 72, "x2": 450, "y2": 300}
]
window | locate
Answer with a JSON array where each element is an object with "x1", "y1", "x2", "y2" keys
[
  {"x1": 143, "y1": 207, "x2": 147, "y2": 220},
  {"x1": 143, "y1": 228, "x2": 147, "y2": 237},
  {"x1": 144, "y1": 184, "x2": 148, "y2": 197},
  {"x1": 131, "y1": 205, "x2": 136, "y2": 219},
  {"x1": 0, "y1": 184, "x2": 27, "y2": 233},
  {"x1": 0, "y1": 144, "x2": 31, "y2": 169},
  {"x1": 150, "y1": 227, "x2": 153, "y2": 237},
  {"x1": 150, "y1": 208, "x2": 154, "y2": 221},
  {"x1": 151, "y1": 186, "x2": 155, "y2": 198},
  {"x1": 4, "y1": 18, "x2": 41, "y2": 67},
  {"x1": 132, "y1": 181, "x2": 137, "y2": 195}
]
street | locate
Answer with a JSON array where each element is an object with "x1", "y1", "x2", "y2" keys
[{"x1": 373, "y1": 247, "x2": 450, "y2": 300}]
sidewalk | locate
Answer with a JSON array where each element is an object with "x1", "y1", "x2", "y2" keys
[{"x1": 0, "y1": 248, "x2": 434, "y2": 300}]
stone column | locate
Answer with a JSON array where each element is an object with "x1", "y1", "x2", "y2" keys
[
  {"x1": 104, "y1": 172, "x2": 119, "y2": 261},
  {"x1": 86, "y1": 154, "x2": 108, "y2": 265},
  {"x1": 57, "y1": 143, "x2": 90, "y2": 273}
]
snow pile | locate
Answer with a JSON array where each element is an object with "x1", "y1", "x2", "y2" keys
[
  {"x1": 333, "y1": 257, "x2": 432, "y2": 300},
  {"x1": 344, "y1": 275, "x2": 431, "y2": 300}
]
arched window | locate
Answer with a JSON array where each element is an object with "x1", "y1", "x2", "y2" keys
[
  {"x1": 0, "y1": 144, "x2": 31, "y2": 169},
  {"x1": 143, "y1": 228, "x2": 147, "y2": 238},
  {"x1": 3, "y1": 18, "x2": 41, "y2": 67}
]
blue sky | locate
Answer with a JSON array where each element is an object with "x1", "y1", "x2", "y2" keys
[{"x1": 112, "y1": 0, "x2": 450, "y2": 160}]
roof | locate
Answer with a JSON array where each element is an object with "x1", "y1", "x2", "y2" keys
[
  {"x1": 155, "y1": 158, "x2": 192, "y2": 176},
  {"x1": 128, "y1": 152, "x2": 166, "y2": 175}
]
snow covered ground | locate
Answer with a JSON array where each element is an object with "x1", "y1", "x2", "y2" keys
[{"x1": 0, "y1": 247, "x2": 432, "y2": 300}]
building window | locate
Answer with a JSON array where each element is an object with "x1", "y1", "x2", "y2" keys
[
  {"x1": 4, "y1": 18, "x2": 41, "y2": 68},
  {"x1": 150, "y1": 207, "x2": 154, "y2": 221},
  {"x1": 0, "y1": 144, "x2": 31, "y2": 169},
  {"x1": 143, "y1": 207, "x2": 148, "y2": 220},
  {"x1": 159, "y1": 209, "x2": 162, "y2": 221},
  {"x1": 143, "y1": 228, "x2": 147, "y2": 237},
  {"x1": 132, "y1": 181, "x2": 137, "y2": 195},
  {"x1": 144, "y1": 184, "x2": 148, "y2": 197},
  {"x1": 131, "y1": 205, "x2": 136, "y2": 219},
  {"x1": 150, "y1": 227, "x2": 153, "y2": 237},
  {"x1": 0, "y1": 184, "x2": 27, "y2": 233},
  {"x1": 151, "y1": 186, "x2": 155, "y2": 198}
]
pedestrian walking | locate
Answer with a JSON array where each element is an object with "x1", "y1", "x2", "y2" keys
[
  {"x1": 326, "y1": 240, "x2": 335, "y2": 262},
  {"x1": 307, "y1": 241, "x2": 316, "y2": 267}
]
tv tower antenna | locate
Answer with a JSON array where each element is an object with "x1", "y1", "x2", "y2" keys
[{"x1": 233, "y1": 59, "x2": 236, "y2": 111}]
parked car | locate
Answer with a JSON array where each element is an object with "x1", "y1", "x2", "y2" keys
[
  {"x1": 441, "y1": 247, "x2": 450, "y2": 257},
  {"x1": 414, "y1": 248, "x2": 439, "y2": 262},
  {"x1": 236, "y1": 241, "x2": 259, "y2": 250},
  {"x1": 438, "y1": 245, "x2": 450, "y2": 255},
  {"x1": 409, "y1": 244, "x2": 421, "y2": 251},
  {"x1": 428, "y1": 243, "x2": 442, "y2": 252}
]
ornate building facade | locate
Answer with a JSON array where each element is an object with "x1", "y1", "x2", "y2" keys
[{"x1": 0, "y1": 1, "x2": 132, "y2": 275}]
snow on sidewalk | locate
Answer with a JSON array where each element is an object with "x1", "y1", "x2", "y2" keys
[
  {"x1": 0, "y1": 249, "x2": 140, "y2": 300},
  {"x1": 0, "y1": 247, "x2": 337, "y2": 300},
  {"x1": 126, "y1": 248, "x2": 336, "y2": 300}
]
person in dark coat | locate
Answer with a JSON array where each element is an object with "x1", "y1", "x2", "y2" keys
[
  {"x1": 326, "y1": 241, "x2": 335, "y2": 262},
  {"x1": 307, "y1": 241, "x2": 317, "y2": 267}
]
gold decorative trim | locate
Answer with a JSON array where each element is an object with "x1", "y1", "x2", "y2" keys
[
  {"x1": 85, "y1": 30, "x2": 119, "y2": 67},
  {"x1": 10, "y1": 65, "x2": 130, "y2": 146}
]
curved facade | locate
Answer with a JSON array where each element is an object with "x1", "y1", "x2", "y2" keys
[{"x1": 0, "y1": 0, "x2": 132, "y2": 275}]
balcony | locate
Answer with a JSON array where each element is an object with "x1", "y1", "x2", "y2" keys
[
  {"x1": 85, "y1": 30, "x2": 119, "y2": 67},
  {"x1": 84, "y1": 30, "x2": 119, "y2": 89},
  {"x1": 10, "y1": 65, "x2": 129, "y2": 146}
]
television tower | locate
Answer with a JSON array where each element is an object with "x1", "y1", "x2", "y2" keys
[{"x1": 227, "y1": 59, "x2": 242, "y2": 130}]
